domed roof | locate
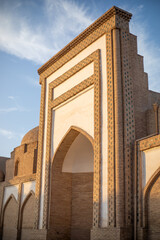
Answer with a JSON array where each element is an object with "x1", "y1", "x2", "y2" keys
[
  {"x1": 0, "y1": 169, "x2": 4, "y2": 182},
  {"x1": 21, "y1": 126, "x2": 39, "y2": 145}
]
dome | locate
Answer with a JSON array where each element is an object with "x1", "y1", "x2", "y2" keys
[
  {"x1": 21, "y1": 126, "x2": 39, "y2": 145},
  {"x1": 0, "y1": 169, "x2": 4, "y2": 182}
]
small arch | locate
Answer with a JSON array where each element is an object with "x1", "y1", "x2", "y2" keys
[
  {"x1": 52, "y1": 125, "x2": 94, "y2": 165},
  {"x1": 2, "y1": 194, "x2": 17, "y2": 223},
  {"x1": 143, "y1": 167, "x2": 160, "y2": 228},
  {"x1": 144, "y1": 166, "x2": 160, "y2": 198},
  {"x1": 33, "y1": 148, "x2": 38, "y2": 173},
  {"x1": 20, "y1": 190, "x2": 35, "y2": 230},
  {"x1": 21, "y1": 190, "x2": 35, "y2": 208},
  {"x1": 2, "y1": 194, "x2": 18, "y2": 240},
  {"x1": 14, "y1": 159, "x2": 19, "y2": 176}
]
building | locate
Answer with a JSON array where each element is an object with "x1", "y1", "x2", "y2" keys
[{"x1": 0, "y1": 6, "x2": 160, "y2": 240}]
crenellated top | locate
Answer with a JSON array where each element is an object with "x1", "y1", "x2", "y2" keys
[{"x1": 38, "y1": 6, "x2": 132, "y2": 76}]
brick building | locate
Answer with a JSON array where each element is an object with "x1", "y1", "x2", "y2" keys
[{"x1": 0, "y1": 6, "x2": 160, "y2": 240}]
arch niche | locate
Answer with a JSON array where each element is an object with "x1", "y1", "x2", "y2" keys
[
  {"x1": 48, "y1": 127, "x2": 94, "y2": 240},
  {"x1": 21, "y1": 191, "x2": 35, "y2": 229},
  {"x1": 144, "y1": 168, "x2": 160, "y2": 240},
  {"x1": 2, "y1": 195, "x2": 18, "y2": 240},
  {"x1": 20, "y1": 191, "x2": 35, "y2": 240}
]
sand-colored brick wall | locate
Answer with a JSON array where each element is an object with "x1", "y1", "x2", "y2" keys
[
  {"x1": 129, "y1": 34, "x2": 148, "y2": 139},
  {"x1": 5, "y1": 158, "x2": 14, "y2": 181},
  {"x1": 71, "y1": 173, "x2": 93, "y2": 240},
  {"x1": 2, "y1": 196, "x2": 18, "y2": 240},
  {"x1": 0, "y1": 157, "x2": 9, "y2": 175},
  {"x1": 147, "y1": 176, "x2": 160, "y2": 239},
  {"x1": 21, "y1": 193, "x2": 35, "y2": 229},
  {"x1": 49, "y1": 171, "x2": 93, "y2": 240},
  {"x1": 146, "y1": 108, "x2": 156, "y2": 135},
  {"x1": 14, "y1": 141, "x2": 38, "y2": 177},
  {"x1": 49, "y1": 170, "x2": 72, "y2": 240},
  {"x1": 148, "y1": 90, "x2": 160, "y2": 108}
]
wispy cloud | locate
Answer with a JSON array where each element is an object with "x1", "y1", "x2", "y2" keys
[
  {"x1": 8, "y1": 96, "x2": 15, "y2": 100},
  {"x1": 0, "y1": 10, "x2": 52, "y2": 64},
  {"x1": 0, "y1": 96, "x2": 30, "y2": 114},
  {"x1": 45, "y1": 0, "x2": 93, "y2": 35},
  {"x1": 0, "y1": 107, "x2": 18, "y2": 113},
  {"x1": 0, "y1": 128, "x2": 24, "y2": 140},
  {"x1": 0, "y1": 0, "x2": 93, "y2": 65},
  {"x1": 0, "y1": 1, "x2": 159, "y2": 92},
  {"x1": 0, "y1": 128, "x2": 15, "y2": 139}
]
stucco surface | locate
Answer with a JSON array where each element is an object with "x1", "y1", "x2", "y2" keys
[
  {"x1": 53, "y1": 62, "x2": 94, "y2": 99},
  {"x1": 142, "y1": 146, "x2": 160, "y2": 188},
  {"x1": 3, "y1": 185, "x2": 19, "y2": 207},
  {"x1": 21, "y1": 181, "x2": 36, "y2": 205}
]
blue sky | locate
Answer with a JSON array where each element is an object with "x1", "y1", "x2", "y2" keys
[{"x1": 0, "y1": 0, "x2": 160, "y2": 157}]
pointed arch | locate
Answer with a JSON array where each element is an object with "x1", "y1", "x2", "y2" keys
[
  {"x1": 2, "y1": 194, "x2": 18, "y2": 240},
  {"x1": 20, "y1": 190, "x2": 35, "y2": 229},
  {"x1": 48, "y1": 125, "x2": 94, "y2": 239},
  {"x1": 21, "y1": 190, "x2": 35, "y2": 209},
  {"x1": 52, "y1": 125, "x2": 94, "y2": 166},
  {"x1": 2, "y1": 194, "x2": 18, "y2": 224},
  {"x1": 143, "y1": 167, "x2": 160, "y2": 228},
  {"x1": 144, "y1": 166, "x2": 160, "y2": 199}
]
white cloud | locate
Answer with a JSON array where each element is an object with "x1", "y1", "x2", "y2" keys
[
  {"x1": 0, "y1": 95, "x2": 29, "y2": 113},
  {"x1": 0, "y1": 128, "x2": 15, "y2": 139},
  {"x1": 0, "y1": 128, "x2": 24, "y2": 141},
  {"x1": 0, "y1": 0, "x2": 93, "y2": 65},
  {"x1": 8, "y1": 96, "x2": 15, "y2": 100},
  {"x1": 0, "y1": 107, "x2": 18, "y2": 113},
  {"x1": 45, "y1": 0, "x2": 93, "y2": 34},
  {"x1": 0, "y1": 12, "x2": 52, "y2": 64},
  {"x1": 0, "y1": 1, "x2": 159, "y2": 92},
  {"x1": 0, "y1": 102, "x2": 30, "y2": 114}
]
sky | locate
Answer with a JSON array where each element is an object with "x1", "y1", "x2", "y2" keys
[{"x1": 0, "y1": 0, "x2": 160, "y2": 157}]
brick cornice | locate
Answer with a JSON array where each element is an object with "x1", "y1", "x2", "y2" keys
[{"x1": 38, "y1": 6, "x2": 132, "y2": 75}]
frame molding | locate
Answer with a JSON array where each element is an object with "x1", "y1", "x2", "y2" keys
[{"x1": 42, "y1": 49, "x2": 101, "y2": 228}]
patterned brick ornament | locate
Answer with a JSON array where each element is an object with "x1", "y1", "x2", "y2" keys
[
  {"x1": 106, "y1": 30, "x2": 115, "y2": 226},
  {"x1": 121, "y1": 30, "x2": 136, "y2": 225},
  {"x1": 35, "y1": 6, "x2": 132, "y2": 232},
  {"x1": 42, "y1": 50, "x2": 101, "y2": 228},
  {"x1": 34, "y1": 80, "x2": 46, "y2": 229}
]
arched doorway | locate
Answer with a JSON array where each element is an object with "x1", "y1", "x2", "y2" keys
[
  {"x1": 48, "y1": 127, "x2": 94, "y2": 240},
  {"x1": 147, "y1": 173, "x2": 160, "y2": 240}
]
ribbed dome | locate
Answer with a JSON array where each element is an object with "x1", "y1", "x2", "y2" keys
[
  {"x1": 21, "y1": 126, "x2": 39, "y2": 145},
  {"x1": 0, "y1": 169, "x2": 4, "y2": 182}
]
